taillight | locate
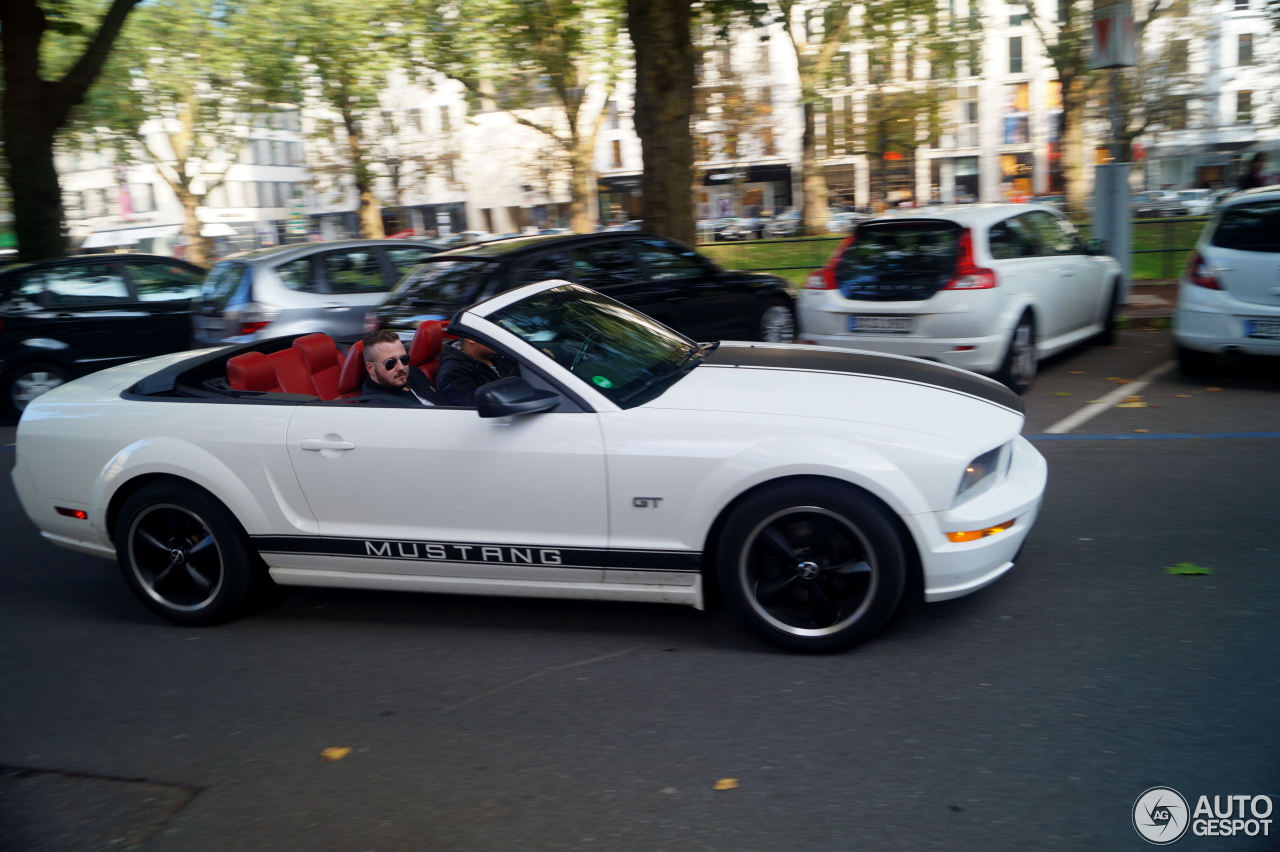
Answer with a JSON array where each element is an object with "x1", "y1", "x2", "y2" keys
[
  {"x1": 1185, "y1": 250, "x2": 1220, "y2": 290},
  {"x1": 805, "y1": 268, "x2": 835, "y2": 290},
  {"x1": 806, "y1": 234, "x2": 856, "y2": 290},
  {"x1": 943, "y1": 229, "x2": 997, "y2": 290},
  {"x1": 238, "y1": 321, "x2": 271, "y2": 336}
]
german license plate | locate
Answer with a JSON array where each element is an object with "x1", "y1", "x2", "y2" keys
[
  {"x1": 1244, "y1": 319, "x2": 1280, "y2": 339},
  {"x1": 847, "y1": 315, "x2": 912, "y2": 333}
]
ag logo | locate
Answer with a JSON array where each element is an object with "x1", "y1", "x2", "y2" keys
[{"x1": 1133, "y1": 786, "x2": 1190, "y2": 844}]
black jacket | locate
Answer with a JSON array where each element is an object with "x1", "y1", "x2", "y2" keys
[
  {"x1": 360, "y1": 369, "x2": 447, "y2": 406},
  {"x1": 435, "y1": 343, "x2": 519, "y2": 406}
]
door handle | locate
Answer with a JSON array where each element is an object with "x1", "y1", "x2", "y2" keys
[{"x1": 300, "y1": 438, "x2": 356, "y2": 451}]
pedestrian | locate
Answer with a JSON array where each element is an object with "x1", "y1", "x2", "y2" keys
[{"x1": 1238, "y1": 152, "x2": 1268, "y2": 190}]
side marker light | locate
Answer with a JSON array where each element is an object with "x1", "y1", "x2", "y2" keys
[
  {"x1": 946, "y1": 519, "x2": 1014, "y2": 543},
  {"x1": 55, "y1": 506, "x2": 88, "y2": 520}
]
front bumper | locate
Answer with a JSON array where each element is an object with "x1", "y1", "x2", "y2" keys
[{"x1": 912, "y1": 435, "x2": 1047, "y2": 602}]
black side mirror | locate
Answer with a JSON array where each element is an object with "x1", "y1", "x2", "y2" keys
[
  {"x1": 474, "y1": 376, "x2": 561, "y2": 418},
  {"x1": 1086, "y1": 238, "x2": 1108, "y2": 256}
]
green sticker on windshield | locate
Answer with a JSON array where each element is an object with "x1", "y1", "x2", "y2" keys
[{"x1": 592, "y1": 375, "x2": 613, "y2": 389}]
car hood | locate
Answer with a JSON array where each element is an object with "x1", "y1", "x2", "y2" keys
[{"x1": 643, "y1": 342, "x2": 1024, "y2": 449}]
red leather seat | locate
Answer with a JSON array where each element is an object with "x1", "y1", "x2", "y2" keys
[
  {"x1": 293, "y1": 333, "x2": 343, "y2": 399},
  {"x1": 227, "y1": 351, "x2": 280, "y2": 392},
  {"x1": 268, "y1": 348, "x2": 318, "y2": 396},
  {"x1": 337, "y1": 339, "x2": 366, "y2": 397},
  {"x1": 410, "y1": 322, "x2": 445, "y2": 380}
]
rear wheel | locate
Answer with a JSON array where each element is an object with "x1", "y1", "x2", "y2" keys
[
  {"x1": 114, "y1": 483, "x2": 260, "y2": 625},
  {"x1": 995, "y1": 313, "x2": 1037, "y2": 394},
  {"x1": 1093, "y1": 281, "x2": 1120, "y2": 346},
  {"x1": 758, "y1": 301, "x2": 797, "y2": 343},
  {"x1": 4, "y1": 361, "x2": 69, "y2": 416},
  {"x1": 716, "y1": 481, "x2": 907, "y2": 653}
]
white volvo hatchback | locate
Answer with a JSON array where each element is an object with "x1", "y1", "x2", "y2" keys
[
  {"x1": 13, "y1": 281, "x2": 1046, "y2": 653},
  {"x1": 798, "y1": 203, "x2": 1123, "y2": 393}
]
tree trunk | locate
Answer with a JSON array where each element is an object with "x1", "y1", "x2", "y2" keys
[
  {"x1": 179, "y1": 190, "x2": 211, "y2": 266},
  {"x1": 1061, "y1": 74, "x2": 1089, "y2": 219},
  {"x1": 568, "y1": 136, "x2": 595, "y2": 233},
  {"x1": 626, "y1": 0, "x2": 696, "y2": 245},
  {"x1": 800, "y1": 100, "x2": 828, "y2": 234},
  {"x1": 344, "y1": 119, "x2": 384, "y2": 239},
  {"x1": 1, "y1": 0, "x2": 143, "y2": 260}
]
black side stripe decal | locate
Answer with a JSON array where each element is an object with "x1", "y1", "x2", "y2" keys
[
  {"x1": 253, "y1": 536, "x2": 701, "y2": 573},
  {"x1": 704, "y1": 344, "x2": 1024, "y2": 415}
]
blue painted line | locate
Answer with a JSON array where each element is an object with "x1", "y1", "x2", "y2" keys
[{"x1": 1031, "y1": 432, "x2": 1280, "y2": 441}]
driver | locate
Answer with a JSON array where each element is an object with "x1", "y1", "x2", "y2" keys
[
  {"x1": 435, "y1": 328, "x2": 519, "y2": 406},
  {"x1": 360, "y1": 329, "x2": 445, "y2": 406}
]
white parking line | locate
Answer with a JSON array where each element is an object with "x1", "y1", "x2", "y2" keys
[{"x1": 1043, "y1": 360, "x2": 1176, "y2": 434}]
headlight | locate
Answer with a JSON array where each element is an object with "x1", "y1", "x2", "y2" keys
[{"x1": 954, "y1": 443, "x2": 1009, "y2": 505}]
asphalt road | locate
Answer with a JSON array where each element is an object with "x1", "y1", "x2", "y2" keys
[{"x1": 2, "y1": 329, "x2": 1278, "y2": 851}]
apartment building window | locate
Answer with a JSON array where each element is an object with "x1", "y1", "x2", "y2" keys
[
  {"x1": 611, "y1": 140, "x2": 623, "y2": 169},
  {"x1": 130, "y1": 183, "x2": 156, "y2": 213},
  {"x1": 1009, "y1": 11, "x2": 1028, "y2": 25},
  {"x1": 1167, "y1": 101, "x2": 1188, "y2": 130},
  {"x1": 1003, "y1": 83, "x2": 1030, "y2": 143},
  {"x1": 1009, "y1": 36, "x2": 1023, "y2": 74},
  {"x1": 439, "y1": 106, "x2": 451, "y2": 133},
  {"x1": 608, "y1": 99, "x2": 619, "y2": 130},
  {"x1": 1233, "y1": 0, "x2": 1249, "y2": 9},
  {"x1": 1236, "y1": 90, "x2": 1252, "y2": 123},
  {"x1": 1171, "y1": 40, "x2": 1189, "y2": 73},
  {"x1": 1238, "y1": 33, "x2": 1253, "y2": 65},
  {"x1": 256, "y1": 139, "x2": 272, "y2": 166},
  {"x1": 406, "y1": 108, "x2": 422, "y2": 133}
]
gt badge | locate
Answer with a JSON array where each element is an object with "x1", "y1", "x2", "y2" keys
[{"x1": 633, "y1": 497, "x2": 663, "y2": 509}]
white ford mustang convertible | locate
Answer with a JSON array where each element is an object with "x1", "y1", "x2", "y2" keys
[{"x1": 13, "y1": 280, "x2": 1046, "y2": 652}]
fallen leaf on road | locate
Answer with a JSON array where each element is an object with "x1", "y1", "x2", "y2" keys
[
  {"x1": 1174, "y1": 394, "x2": 1192, "y2": 398},
  {"x1": 1116, "y1": 402, "x2": 1148, "y2": 408},
  {"x1": 1133, "y1": 428, "x2": 1151, "y2": 433},
  {"x1": 1069, "y1": 370, "x2": 1084, "y2": 375},
  {"x1": 1165, "y1": 562, "x2": 1213, "y2": 576},
  {"x1": 713, "y1": 778, "x2": 739, "y2": 791},
  {"x1": 1054, "y1": 392, "x2": 1071, "y2": 397},
  {"x1": 1206, "y1": 387, "x2": 1222, "y2": 392},
  {"x1": 1107, "y1": 377, "x2": 1132, "y2": 384},
  {"x1": 321, "y1": 747, "x2": 352, "y2": 762},
  {"x1": 1124, "y1": 395, "x2": 1145, "y2": 402}
]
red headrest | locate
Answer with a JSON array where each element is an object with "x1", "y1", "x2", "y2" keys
[
  {"x1": 227, "y1": 351, "x2": 279, "y2": 392},
  {"x1": 410, "y1": 322, "x2": 444, "y2": 368},
  {"x1": 338, "y1": 339, "x2": 366, "y2": 396},
  {"x1": 293, "y1": 333, "x2": 340, "y2": 372}
]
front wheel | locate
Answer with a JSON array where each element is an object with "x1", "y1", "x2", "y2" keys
[
  {"x1": 995, "y1": 314, "x2": 1037, "y2": 394},
  {"x1": 716, "y1": 481, "x2": 907, "y2": 653},
  {"x1": 758, "y1": 301, "x2": 797, "y2": 343},
  {"x1": 114, "y1": 483, "x2": 260, "y2": 625}
]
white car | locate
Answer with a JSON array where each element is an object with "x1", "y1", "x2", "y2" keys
[
  {"x1": 798, "y1": 203, "x2": 1124, "y2": 393},
  {"x1": 12, "y1": 281, "x2": 1046, "y2": 653},
  {"x1": 1177, "y1": 188, "x2": 1215, "y2": 217},
  {"x1": 1173, "y1": 185, "x2": 1280, "y2": 372}
]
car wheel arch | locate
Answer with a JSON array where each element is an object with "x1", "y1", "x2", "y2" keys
[
  {"x1": 698, "y1": 474, "x2": 924, "y2": 606},
  {"x1": 106, "y1": 473, "x2": 249, "y2": 547}
]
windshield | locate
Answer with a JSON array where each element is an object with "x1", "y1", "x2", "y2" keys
[
  {"x1": 487, "y1": 284, "x2": 699, "y2": 408},
  {"x1": 387, "y1": 259, "x2": 497, "y2": 313}
]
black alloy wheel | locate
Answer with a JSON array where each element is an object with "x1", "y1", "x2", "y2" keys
[
  {"x1": 996, "y1": 313, "x2": 1037, "y2": 394},
  {"x1": 758, "y1": 301, "x2": 797, "y2": 343},
  {"x1": 114, "y1": 483, "x2": 260, "y2": 625},
  {"x1": 717, "y1": 481, "x2": 906, "y2": 653}
]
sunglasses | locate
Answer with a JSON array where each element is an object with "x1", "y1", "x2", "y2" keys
[{"x1": 380, "y1": 354, "x2": 410, "y2": 371}]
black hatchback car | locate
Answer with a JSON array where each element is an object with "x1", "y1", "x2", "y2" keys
[
  {"x1": 365, "y1": 232, "x2": 797, "y2": 343},
  {"x1": 0, "y1": 253, "x2": 205, "y2": 415}
]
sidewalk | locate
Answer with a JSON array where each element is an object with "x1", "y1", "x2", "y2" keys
[{"x1": 1122, "y1": 280, "x2": 1176, "y2": 326}]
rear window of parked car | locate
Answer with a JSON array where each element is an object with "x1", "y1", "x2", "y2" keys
[
  {"x1": 1211, "y1": 200, "x2": 1280, "y2": 253},
  {"x1": 201, "y1": 262, "x2": 251, "y2": 308},
  {"x1": 837, "y1": 221, "x2": 962, "y2": 300}
]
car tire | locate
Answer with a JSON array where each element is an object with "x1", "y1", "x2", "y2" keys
[
  {"x1": 4, "y1": 361, "x2": 70, "y2": 417},
  {"x1": 758, "y1": 301, "x2": 797, "y2": 343},
  {"x1": 995, "y1": 313, "x2": 1037, "y2": 394},
  {"x1": 1092, "y1": 281, "x2": 1120, "y2": 346},
  {"x1": 1175, "y1": 343, "x2": 1216, "y2": 376},
  {"x1": 114, "y1": 482, "x2": 262, "y2": 626},
  {"x1": 715, "y1": 480, "x2": 907, "y2": 653}
]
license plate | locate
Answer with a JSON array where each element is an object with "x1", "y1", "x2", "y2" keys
[
  {"x1": 847, "y1": 315, "x2": 912, "y2": 333},
  {"x1": 1244, "y1": 319, "x2": 1280, "y2": 339}
]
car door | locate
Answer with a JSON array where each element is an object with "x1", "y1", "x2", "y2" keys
[
  {"x1": 284, "y1": 404, "x2": 609, "y2": 583},
  {"x1": 37, "y1": 258, "x2": 155, "y2": 367},
  {"x1": 315, "y1": 245, "x2": 393, "y2": 337},
  {"x1": 121, "y1": 258, "x2": 204, "y2": 355},
  {"x1": 1022, "y1": 210, "x2": 1105, "y2": 336},
  {"x1": 627, "y1": 236, "x2": 756, "y2": 340}
]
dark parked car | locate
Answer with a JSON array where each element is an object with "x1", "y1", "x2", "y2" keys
[
  {"x1": 366, "y1": 232, "x2": 797, "y2": 343},
  {"x1": 1, "y1": 253, "x2": 205, "y2": 415}
]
